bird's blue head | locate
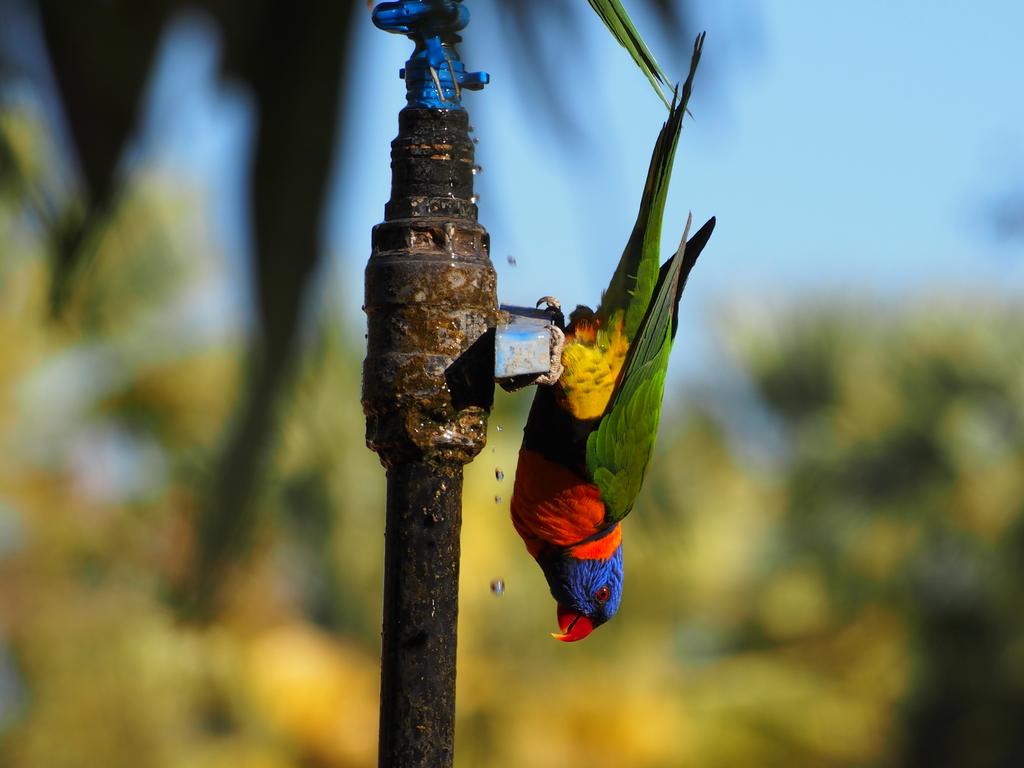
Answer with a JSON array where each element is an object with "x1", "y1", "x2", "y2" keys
[{"x1": 539, "y1": 543, "x2": 623, "y2": 642}]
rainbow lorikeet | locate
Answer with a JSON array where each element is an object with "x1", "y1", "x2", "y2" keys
[{"x1": 510, "y1": 34, "x2": 713, "y2": 642}]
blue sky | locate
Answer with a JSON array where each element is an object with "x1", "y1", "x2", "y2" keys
[
  {"x1": 332, "y1": 1, "x2": 1024, "y2": 293},
  {"x1": 137, "y1": 1, "x2": 1024, "y2": 364}
]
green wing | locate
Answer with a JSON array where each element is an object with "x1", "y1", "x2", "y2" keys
[
  {"x1": 586, "y1": 0, "x2": 671, "y2": 107},
  {"x1": 596, "y1": 33, "x2": 705, "y2": 341},
  {"x1": 586, "y1": 215, "x2": 716, "y2": 523}
]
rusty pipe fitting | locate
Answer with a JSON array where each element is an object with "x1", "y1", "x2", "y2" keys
[{"x1": 363, "y1": 108, "x2": 496, "y2": 468}]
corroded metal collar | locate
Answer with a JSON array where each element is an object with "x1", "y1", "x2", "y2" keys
[{"x1": 363, "y1": 107, "x2": 496, "y2": 468}]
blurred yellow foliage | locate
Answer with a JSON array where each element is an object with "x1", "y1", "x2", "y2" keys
[{"x1": 242, "y1": 624, "x2": 378, "y2": 766}]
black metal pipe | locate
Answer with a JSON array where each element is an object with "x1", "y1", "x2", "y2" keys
[
  {"x1": 363, "y1": 102, "x2": 495, "y2": 767},
  {"x1": 378, "y1": 462, "x2": 463, "y2": 765}
]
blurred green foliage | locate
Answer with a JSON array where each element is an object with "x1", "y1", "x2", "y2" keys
[{"x1": 2, "y1": 103, "x2": 1024, "y2": 768}]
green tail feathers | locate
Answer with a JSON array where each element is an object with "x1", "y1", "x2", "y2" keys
[
  {"x1": 586, "y1": 214, "x2": 715, "y2": 524},
  {"x1": 596, "y1": 32, "x2": 706, "y2": 340},
  {"x1": 584, "y1": 32, "x2": 712, "y2": 524},
  {"x1": 586, "y1": 0, "x2": 672, "y2": 107}
]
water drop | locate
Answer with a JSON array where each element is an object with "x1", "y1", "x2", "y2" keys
[
  {"x1": 490, "y1": 578, "x2": 505, "y2": 597},
  {"x1": 494, "y1": 495, "x2": 502, "y2": 504},
  {"x1": 444, "y1": 222, "x2": 457, "y2": 258},
  {"x1": 506, "y1": 254, "x2": 517, "y2": 267},
  {"x1": 495, "y1": 468, "x2": 504, "y2": 482}
]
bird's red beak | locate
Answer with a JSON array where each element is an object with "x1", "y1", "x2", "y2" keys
[{"x1": 551, "y1": 605, "x2": 594, "y2": 642}]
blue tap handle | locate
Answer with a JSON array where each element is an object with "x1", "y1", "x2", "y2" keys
[{"x1": 373, "y1": 0, "x2": 489, "y2": 109}]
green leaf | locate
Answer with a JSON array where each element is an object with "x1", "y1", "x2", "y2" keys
[{"x1": 586, "y1": 0, "x2": 672, "y2": 107}]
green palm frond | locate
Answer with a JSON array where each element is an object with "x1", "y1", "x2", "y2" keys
[{"x1": 586, "y1": 0, "x2": 671, "y2": 107}]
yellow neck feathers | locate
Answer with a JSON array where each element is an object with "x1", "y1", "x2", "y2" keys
[{"x1": 557, "y1": 312, "x2": 629, "y2": 421}]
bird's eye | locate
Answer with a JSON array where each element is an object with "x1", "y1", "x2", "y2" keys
[{"x1": 594, "y1": 585, "x2": 611, "y2": 604}]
